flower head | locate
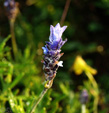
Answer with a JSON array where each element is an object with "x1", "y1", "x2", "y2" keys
[
  {"x1": 4, "y1": 0, "x2": 18, "y2": 21},
  {"x1": 80, "y1": 89, "x2": 89, "y2": 104},
  {"x1": 42, "y1": 23, "x2": 67, "y2": 87},
  {"x1": 42, "y1": 23, "x2": 67, "y2": 54}
]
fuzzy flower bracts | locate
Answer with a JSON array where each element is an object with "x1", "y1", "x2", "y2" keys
[{"x1": 42, "y1": 23, "x2": 67, "y2": 88}]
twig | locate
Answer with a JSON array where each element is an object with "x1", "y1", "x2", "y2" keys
[
  {"x1": 30, "y1": 88, "x2": 48, "y2": 113},
  {"x1": 60, "y1": 0, "x2": 71, "y2": 26}
]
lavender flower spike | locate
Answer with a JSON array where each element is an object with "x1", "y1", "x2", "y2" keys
[
  {"x1": 42, "y1": 23, "x2": 67, "y2": 88},
  {"x1": 4, "y1": 0, "x2": 18, "y2": 21}
]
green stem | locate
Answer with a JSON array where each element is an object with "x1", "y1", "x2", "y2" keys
[
  {"x1": 30, "y1": 88, "x2": 48, "y2": 113},
  {"x1": 10, "y1": 20, "x2": 18, "y2": 58},
  {"x1": 85, "y1": 71, "x2": 98, "y2": 90},
  {"x1": 93, "y1": 95, "x2": 99, "y2": 113},
  {"x1": 85, "y1": 71, "x2": 99, "y2": 113},
  {"x1": 81, "y1": 104, "x2": 86, "y2": 113}
]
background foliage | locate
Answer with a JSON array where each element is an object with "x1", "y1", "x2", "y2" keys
[{"x1": 0, "y1": 0, "x2": 109, "y2": 113}]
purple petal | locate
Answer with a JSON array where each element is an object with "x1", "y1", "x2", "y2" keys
[
  {"x1": 49, "y1": 25, "x2": 54, "y2": 42},
  {"x1": 54, "y1": 23, "x2": 60, "y2": 29},
  {"x1": 42, "y1": 46, "x2": 48, "y2": 54},
  {"x1": 61, "y1": 26, "x2": 67, "y2": 33},
  {"x1": 50, "y1": 41, "x2": 59, "y2": 50},
  {"x1": 4, "y1": 1, "x2": 9, "y2": 7},
  {"x1": 58, "y1": 39, "x2": 67, "y2": 49}
]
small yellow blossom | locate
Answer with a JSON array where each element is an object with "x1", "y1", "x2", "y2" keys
[{"x1": 71, "y1": 56, "x2": 97, "y2": 75}]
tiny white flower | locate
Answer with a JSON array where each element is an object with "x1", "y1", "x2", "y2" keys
[{"x1": 58, "y1": 61, "x2": 63, "y2": 67}]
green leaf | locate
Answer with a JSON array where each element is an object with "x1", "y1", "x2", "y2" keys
[
  {"x1": 0, "y1": 35, "x2": 11, "y2": 52},
  {"x1": 8, "y1": 89, "x2": 25, "y2": 113}
]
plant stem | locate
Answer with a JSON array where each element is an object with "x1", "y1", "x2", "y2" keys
[
  {"x1": 85, "y1": 71, "x2": 99, "y2": 113},
  {"x1": 30, "y1": 88, "x2": 48, "y2": 113},
  {"x1": 10, "y1": 20, "x2": 18, "y2": 58},
  {"x1": 60, "y1": 0, "x2": 71, "y2": 26},
  {"x1": 81, "y1": 104, "x2": 86, "y2": 113},
  {"x1": 85, "y1": 71, "x2": 98, "y2": 90},
  {"x1": 93, "y1": 95, "x2": 99, "y2": 113}
]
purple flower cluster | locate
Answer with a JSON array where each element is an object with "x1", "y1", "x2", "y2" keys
[
  {"x1": 42, "y1": 23, "x2": 67, "y2": 82},
  {"x1": 4, "y1": 0, "x2": 18, "y2": 20},
  {"x1": 80, "y1": 89, "x2": 89, "y2": 104}
]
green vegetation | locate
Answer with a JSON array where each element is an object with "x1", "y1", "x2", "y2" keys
[{"x1": 0, "y1": 0, "x2": 109, "y2": 113}]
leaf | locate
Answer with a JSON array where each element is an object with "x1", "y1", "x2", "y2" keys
[
  {"x1": 8, "y1": 89, "x2": 25, "y2": 113},
  {"x1": 0, "y1": 35, "x2": 11, "y2": 52}
]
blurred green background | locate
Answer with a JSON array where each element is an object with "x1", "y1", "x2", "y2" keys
[{"x1": 0, "y1": 0, "x2": 109, "y2": 113}]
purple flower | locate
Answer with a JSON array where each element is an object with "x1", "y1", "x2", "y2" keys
[
  {"x1": 42, "y1": 23, "x2": 67, "y2": 54},
  {"x1": 49, "y1": 23, "x2": 67, "y2": 43},
  {"x1": 4, "y1": 0, "x2": 18, "y2": 21},
  {"x1": 42, "y1": 23, "x2": 67, "y2": 81},
  {"x1": 4, "y1": 0, "x2": 15, "y2": 7},
  {"x1": 80, "y1": 89, "x2": 89, "y2": 104}
]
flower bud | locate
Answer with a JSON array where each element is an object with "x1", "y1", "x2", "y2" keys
[
  {"x1": 80, "y1": 89, "x2": 89, "y2": 104},
  {"x1": 4, "y1": 0, "x2": 18, "y2": 21}
]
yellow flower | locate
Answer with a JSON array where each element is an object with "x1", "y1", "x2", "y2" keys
[{"x1": 71, "y1": 56, "x2": 97, "y2": 75}]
